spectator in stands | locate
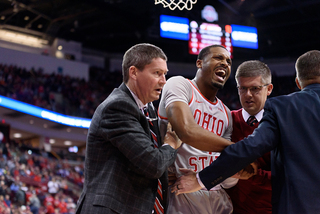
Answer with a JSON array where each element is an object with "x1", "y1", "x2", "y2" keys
[
  {"x1": 4, "y1": 194, "x2": 11, "y2": 208},
  {"x1": 0, "y1": 156, "x2": 6, "y2": 171},
  {"x1": 28, "y1": 193, "x2": 40, "y2": 214},
  {"x1": 0, "y1": 194, "x2": 9, "y2": 209},
  {"x1": 66, "y1": 197, "x2": 76, "y2": 214},
  {"x1": 46, "y1": 201, "x2": 55, "y2": 214},
  {"x1": 19, "y1": 204, "x2": 32, "y2": 214},
  {"x1": 2, "y1": 143, "x2": 11, "y2": 160},
  {"x1": 47, "y1": 177, "x2": 60, "y2": 195},
  {"x1": 10, "y1": 179, "x2": 21, "y2": 193},
  {"x1": 54, "y1": 194, "x2": 68, "y2": 214},
  {"x1": 1, "y1": 182, "x2": 10, "y2": 198},
  {"x1": 14, "y1": 187, "x2": 26, "y2": 206}
]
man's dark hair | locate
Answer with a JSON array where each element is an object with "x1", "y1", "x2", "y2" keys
[
  {"x1": 197, "y1": 45, "x2": 227, "y2": 60},
  {"x1": 122, "y1": 43, "x2": 167, "y2": 83},
  {"x1": 296, "y1": 50, "x2": 320, "y2": 81}
]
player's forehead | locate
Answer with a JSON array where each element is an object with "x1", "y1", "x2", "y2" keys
[{"x1": 209, "y1": 47, "x2": 231, "y2": 59}]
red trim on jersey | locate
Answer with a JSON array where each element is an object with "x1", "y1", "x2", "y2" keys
[
  {"x1": 187, "y1": 79, "x2": 218, "y2": 105},
  {"x1": 221, "y1": 102, "x2": 229, "y2": 127},
  {"x1": 188, "y1": 82, "x2": 194, "y2": 105},
  {"x1": 158, "y1": 109, "x2": 168, "y2": 120}
]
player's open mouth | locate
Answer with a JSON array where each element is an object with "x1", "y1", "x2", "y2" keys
[{"x1": 215, "y1": 69, "x2": 226, "y2": 82}]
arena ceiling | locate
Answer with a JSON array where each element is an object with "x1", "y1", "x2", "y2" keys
[{"x1": 1, "y1": 0, "x2": 320, "y2": 62}]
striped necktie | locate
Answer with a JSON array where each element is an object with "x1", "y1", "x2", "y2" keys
[
  {"x1": 143, "y1": 107, "x2": 164, "y2": 214},
  {"x1": 247, "y1": 115, "x2": 258, "y2": 126}
]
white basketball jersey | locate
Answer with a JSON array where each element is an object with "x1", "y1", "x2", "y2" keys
[{"x1": 159, "y1": 76, "x2": 233, "y2": 182}]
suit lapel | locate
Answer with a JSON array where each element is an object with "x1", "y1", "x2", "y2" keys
[
  {"x1": 119, "y1": 83, "x2": 161, "y2": 145},
  {"x1": 147, "y1": 103, "x2": 162, "y2": 147}
]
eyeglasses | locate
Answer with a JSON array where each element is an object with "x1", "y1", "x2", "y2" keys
[{"x1": 237, "y1": 84, "x2": 270, "y2": 94}]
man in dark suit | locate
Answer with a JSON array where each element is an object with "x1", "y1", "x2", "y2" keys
[
  {"x1": 172, "y1": 50, "x2": 320, "y2": 214},
  {"x1": 75, "y1": 43, "x2": 181, "y2": 214}
]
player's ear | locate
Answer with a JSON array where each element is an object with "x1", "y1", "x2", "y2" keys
[{"x1": 196, "y1": 59, "x2": 202, "y2": 68}]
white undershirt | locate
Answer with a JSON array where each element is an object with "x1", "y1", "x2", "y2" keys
[{"x1": 242, "y1": 108, "x2": 264, "y2": 122}]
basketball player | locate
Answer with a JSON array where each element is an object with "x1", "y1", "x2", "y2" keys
[{"x1": 158, "y1": 45, "x2": 241, "y2": 214}]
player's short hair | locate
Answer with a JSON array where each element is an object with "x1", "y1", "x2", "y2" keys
[
  {"x1": 197, "y1": 45, "x2": 228, "y2": 60},
  {"x1": 122, "y1": 43, "x2": 167, "y2": 83},
  {"x1": 295, "y1": 50, "x2": 320, "y2": 81},
  {"x1": 235, "y1": 60, "x2": 272, "y2": 85}
]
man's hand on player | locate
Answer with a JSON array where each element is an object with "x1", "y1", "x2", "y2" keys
[
  {"x1": 168, "y1": 171, "x2": 177, "y2": 186},
  {"x1": 164, "y1": 123, "x2": 182, "y2": 149},
  {"x1": 171, "y1": 168, "x2": 202, "y2": 195},
  {"x1": 232, "y1": 161, "x2": 258, "y2": 180}
]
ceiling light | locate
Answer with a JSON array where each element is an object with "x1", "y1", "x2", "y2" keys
[
  {"x1": 49, "y1": 139, "x2": 55, "y2": 144},
  {"x1": 57, "y1": 45, "x2": 63, "y2": 50},
  {"x1": 0, "y1": 29, "x2": 49, "y2": 48},
  {"x1": 13, "y1": 133, "x2": 22, "y2": 138},
  {"x1": 24, "y1": 16, "x2": 29, "y2": 21},
  {"x1": 64, "y1": 141, "x2": 72, "y2": 146},
  {"x1": 0, "y1": 16, "x2": 5, "y2": 20}
]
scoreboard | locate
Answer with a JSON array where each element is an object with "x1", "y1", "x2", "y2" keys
[
  {"x1": 188, "y1": 21, "x2": 233, "y2": 56},
  {"x1": 159, "y1": 15, "x2": 258, "y2": 57}
]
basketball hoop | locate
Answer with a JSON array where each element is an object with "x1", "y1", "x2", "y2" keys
[{"x1": 155, "y1": 0, "x2": 197, "y2": 10}]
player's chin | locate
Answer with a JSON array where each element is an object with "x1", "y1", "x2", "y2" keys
[{"x1": 212, "y1": 82, "x2": 224, "y2": 89}]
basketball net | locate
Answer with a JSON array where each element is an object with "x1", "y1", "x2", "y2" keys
[{"x1": 155, "y1": 0, "x2": 197, "y2": 10}]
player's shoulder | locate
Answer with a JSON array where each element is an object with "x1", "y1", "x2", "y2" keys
[
  {"x1": 164, "y1": 76, "x2": 192, "y2": 91},
  {"x1": 166, "y1": 75, "x2": 188, "y2": 84}
]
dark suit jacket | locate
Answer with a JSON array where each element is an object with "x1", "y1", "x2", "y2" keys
[
  {"x1": 199, "y1": 83, "x2": 320, "y2": 214},
  {"x1": 76, "y1": 83, "x2": 177, "y2": 214}
]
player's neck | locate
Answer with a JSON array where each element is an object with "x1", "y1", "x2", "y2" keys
[{"x1": 198, "y1": 83, "x2": 218, "y2": 102}]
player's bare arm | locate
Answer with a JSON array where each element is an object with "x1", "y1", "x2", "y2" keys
[{"x1": 166, "y1": 101, "x2": 233, "y2": 152}]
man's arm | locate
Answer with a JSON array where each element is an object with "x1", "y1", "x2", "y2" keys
[
  {"x1": 166, "y1": 101, "x2": 233, "y2": 152},
  {"x1": 171, "y1": 162, "x2": 258, "y2": 195},
  {"x1": 102, "y1": 97, "x2": 177, "y2": 179}
]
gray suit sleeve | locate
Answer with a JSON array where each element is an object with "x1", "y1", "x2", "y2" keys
[{"x1": 98, "y1": 97, "x2": 176, "y2": 179}]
